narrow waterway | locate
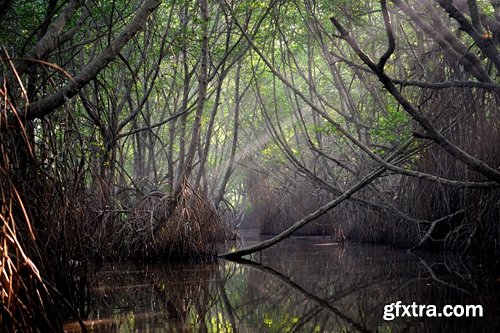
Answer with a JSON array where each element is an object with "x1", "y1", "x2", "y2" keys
[{"x1": 64, "y1": 230, "x2": 499, "y2": 332}]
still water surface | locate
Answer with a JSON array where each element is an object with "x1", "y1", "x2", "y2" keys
[{"x1": 64, "y1": 230, "x2": 499, "y2": 332}]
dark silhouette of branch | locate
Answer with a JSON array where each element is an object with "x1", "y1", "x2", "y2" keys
[
  {"x1": 222, "y1": 167, "x2": 385, "y2": 259},
  {"x1": 391, "y1": 0, "x2": 495, "y2": 85},
  {"x1": 393, "y1": 79, "x2": 499, "y2": 91},
  {"x1": 436, "y1": 0, "x2": 500, "y2": 73},
  {"x1": 6, "y1": 0, "x2": 162, "y2": 127},
  {"x1": 378, "y1": 0, "x2": 396, "y2": 72},
  {"x1": 228, "y1": 258, "x2": 371, "y2": 333},
  {"x1": 330, "y1": 11, "x2": 500, "y2": 184}
]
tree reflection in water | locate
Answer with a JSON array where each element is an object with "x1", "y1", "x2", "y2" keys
[{"x1": 64, "y1": 237, "x2": 500, "y2": 333}]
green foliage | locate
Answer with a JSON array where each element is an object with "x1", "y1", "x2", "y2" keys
[
  {"x1": 311, "y1": 122, "x2": 339, "y2": 136},
  {"x1": 370, "y1": 103, "x2": 410, "y2": 143}
]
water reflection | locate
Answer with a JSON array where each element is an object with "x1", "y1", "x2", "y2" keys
[{"x1": 64, "y1": 232, "x2": 500, "y2": 332}]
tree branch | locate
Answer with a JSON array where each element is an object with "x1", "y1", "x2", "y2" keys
[
  {"x1": 378, "y1": 0, "x2": 396, "y2": 72},
  {"x1": 6, "y1": 0, "x2": 162, "y2": 127},
  {"x1": 330, "y1": 13, "x2": 500, "y2": 184},
  {"x1": 435, "y1": 0, "x2": 500, "y2": 73},
  {"x1": 393, "y1": 78, "x2": 499, "y2": 91},
  {"x1": 391, "y1": 0, "x2": 494, "y2": 86},
  {"x1": 222, "y1": 167, "x2": 385, "y2": 259}
]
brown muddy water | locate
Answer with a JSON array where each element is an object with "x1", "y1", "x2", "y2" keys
[{"x1": 64, "y1": 230, "x2": 499, "y2": 333}]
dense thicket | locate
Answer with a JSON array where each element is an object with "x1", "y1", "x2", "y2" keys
[
  {"x1": 230, "y1": 0, "x2": 499, "y2": 258},
  {"x1": 1, "y1": 0, "x2": 499, "y2": 331}
]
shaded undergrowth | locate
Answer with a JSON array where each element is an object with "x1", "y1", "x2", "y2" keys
[
  {"x1": 245, "y1": 167, "x2": 336, "y2": 237},
  {"x1": 244, "y1": 50, "x2": 499, "y2": 259},
  {"x1": 0, "y1": 112, "x2": 232, "y2": 332}
]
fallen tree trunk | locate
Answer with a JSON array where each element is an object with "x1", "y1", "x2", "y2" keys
[{"x1": 221, "y1": 166, "x2": 385, "y2": 259}]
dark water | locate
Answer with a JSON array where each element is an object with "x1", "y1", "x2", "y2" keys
[{"x1": 64, "y1": 230, "x2": 500, "y2": 332}]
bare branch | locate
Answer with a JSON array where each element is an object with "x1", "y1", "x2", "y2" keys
[
  {"x1": 378, "y1": 0, "x2": 396, "y2": 72},
  {"x1": 6, "y1": 0, "x2": 162, "y2": 126},
  {"x1": 330, "y1": 12, "x2": 500, "y2": 184},
  {"x1": 222, "y1": 167, "x2": 385, "y2": 259},
  {"x1": 393, "y1": 78, "x2": 499, "y2": 91},
  {"x1": 435, "y1": 0, "x2": 500, "y2": 73}
]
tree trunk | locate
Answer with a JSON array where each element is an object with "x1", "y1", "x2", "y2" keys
[{"x1": 173, "y1": 0, "x2": 209, "y2": 199}]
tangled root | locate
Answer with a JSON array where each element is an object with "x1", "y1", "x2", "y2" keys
[{"x1": 154, "y1": 180, "x2": 230, "y2": 259}]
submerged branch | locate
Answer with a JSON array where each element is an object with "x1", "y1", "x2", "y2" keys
[
  {"x1": 222, "y1": 167, "x2": 385, "y2": 259},
  {"x1": 228, "y1": 257, "x2": 370, "y2": 333}
]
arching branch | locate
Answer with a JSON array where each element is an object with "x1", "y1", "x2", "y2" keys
[{"x1": 4, "y1": 0, "x2": 162, "y2": 128}]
